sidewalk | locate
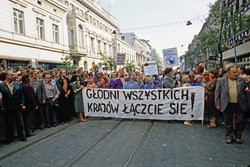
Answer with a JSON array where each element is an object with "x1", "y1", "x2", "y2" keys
[{"x1": 0, "y1": 119, "x2": 78, "y2": 161}]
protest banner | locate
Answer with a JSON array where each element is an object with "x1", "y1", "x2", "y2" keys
[
  {"x1": 117, "y1": 53, "x2": 126, "y2": 65},
  {"x1": 144, "y1": 65, "x2": 158, "y2": 76},
  {"x1": 82, "y1": 87, "x2": 205, "y2": 121},
  {"x1": 162, "y1": 47, "x2": 179, "y2": 68}
]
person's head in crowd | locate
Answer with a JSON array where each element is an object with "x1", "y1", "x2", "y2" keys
[
  {"x1": 60, "y1": 69, "x2": 67, "y2": 78},
  {"x1": 202, "y1": 71, "x2": 210, "y2": 82},
  {"x1": 16, "y1": 71, "x2": 23, "y2": 82},
  {"x1": 71, "y1": 74, "x2": 79, "y2": 83},
  {"x1": 164, "y1": 68, "x2": 173, "y2": 77},
  {"x1": 21, "y1": 73, "x2": 30, "y2": 83},
  {"x1": 195, "y1": 75, "x2": 202, "y2": 83},
  {"x1": 83, "y1": 71, "x2": 88, "y2": 79},
  {"x1": 0, "y1": 71, "x2": 7, "y2": 81},
  {"x1": 111, "y1": 72, "x2": 117, "y2": 79},
  {"x1": 144, "y1": 77, "x2": 152, "y2": 85},
  {"x1": 226, "y1": 64, "x2": 238, "y2": 80},
  {"x1": 218, "y1": 68, "x2": 226, "y2": 78},
  {"x1": 44, "y1": 74, "x2": 52, "y2": 83},
  {"x1": 246, "y1": 68, "x2": 250, "y2": 88},
  {"x1": 27, "y1": 64, "x2": 32, "y2": 69},
  {"x1": 17, "y1": 66, "x2": 23, "y2": 73},
  {"x1": 238, "y1": 66, "x2": 247, "y2": 77},
  {"x1": 175, "y1": 72, "x2": 181, "y2": 81},
  {"x1": 41, "y1": 72, "x2": 47, "y2": 79},
  {"x1": 181, "y1": 75, "x2": 190, "y2": 84},
  {"x1": 128, "y1": 72, "x2": 136, "y2": 82},
  {"x1": 30, "y1": 70, "x2": 38, "y2": 80},
  {"x1": 209, "y1": 68, "x2": 218, "y2": 80}
]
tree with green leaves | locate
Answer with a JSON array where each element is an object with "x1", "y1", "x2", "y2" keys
[
  {"x1": 196, "y1": 1, "x2": 250, "y2": 68},
  {"x1": 124, "y1": 60, "x2": 135, "y2": 73},
  {"x1": 61, "y1": 54, "x2": 76, "y2": 71},
  {"x1": 150, "y1": 48, "x2": 163, "y2": 71},
  {"x1": 98, "y1": 53, "x2": 116, "y2": 73}
]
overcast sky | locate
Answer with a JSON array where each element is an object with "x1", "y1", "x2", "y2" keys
[{"x1": 100, "y1": 0, "x2": 217, "y2": 57}]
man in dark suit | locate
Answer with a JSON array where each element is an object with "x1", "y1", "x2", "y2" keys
[
  {"x1": 21, "y1": 73, "x2": 39, "y2": 137},
  {"x1": 0, "y1": 71, "x2": 26, "y2": 144},
  {"x1": 215, "y1": 64, "x2": 248, "y2": 144},
  {"x1": 30, "y1": 70, "x2": 46, "y2": 130}
]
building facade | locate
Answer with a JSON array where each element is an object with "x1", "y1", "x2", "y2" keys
[
  {"x1": 67, "y1": 0, "x2": 118, "y2": 71},
  {"x1": 120, "y1": 33, "x2": 151, "y2": 65},
  {"x1": 222, "y1": 0, "x2": 250, "y2": 67},
  {"x1": 0, "y1": 0, "x2": 151, "y2": 70},
  {"x1": 183, "y1": 0, "x2": 250, "y2": 70},
  {"x1": 0, "y1": 0, "x2": 70, "y2": 70}
]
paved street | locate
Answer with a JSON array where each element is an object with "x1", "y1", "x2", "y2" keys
[{"x1": 0, "y1": 119, "x2": 250, "y2": 167}]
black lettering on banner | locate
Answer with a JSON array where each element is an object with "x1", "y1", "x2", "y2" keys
[
  {"x1": 169, "y1": 103, "x2": 176, "y2": 114},
  {"x1": 157, "y1": 104, "x2": 164, "y2": 115},
  {"x1": 158, "y1": 90, "x2": 163, "y2": 99},
  {"x1": 103, "y1": 90, "x2": 109, "y2": 99},
  {"x1": 145, "y1": 91, "x2": 150, "y2": 100},
  {"x1": 141, "y1": 104, "x2": 147, "y2": 114},
  {"x1": 111, "y1": 104, "x2": 119, "y2": 113},
  {"x1": 110, "y1": 90, "x2": 119, "y2": 100},
  {"x1": 106, "y1": 102, "x2": 112, "y2": 113},
  {"x1": 151, "y1": 90, "x2": 157, "y2": 100},
  {"x1": 86, "y1": 89, "x2": 93, "y2": 98},
  {"x1": 97, "y1": 90, "x2": 104, "y2": 99},
  {"x1": 87, "y1": 103, "x2": 93, "y2": 112},
  {"x1": 98, "y1": 103, "x2": 103, "y2": 112},
  {"x1": 182, "y1": 89, "x2": 189, "y2": 101},
  {"x1": 180, "y1": 103, "x2": 187, "y2": 114},
  {"x1": 93, "y1": 90, "x2": 98, "y2": 99},
  {"x1": 93, "y1": 103, "x2": 98, "y2": 112},
  {"x1": 174, "y1": 90, "x2": 180, "y2": 100},
  {"x1": 132, "y1": 91, "x2": 139, "y2": 100},
  {"x1": 122, "y1": 104, "x2": 129, "y2": 114},
  {"x1": 138, "y1": 91, "x2": 144, "y2": 100},
  {"x1": 163, "y1": 90, "x2": 170, "y2": 100},
  {"x1": 147, "y1": 104, "x2": 154, "y2": 115},
  {"x1": 123, "y1": 91, "x2": 133, "y2": 100}
]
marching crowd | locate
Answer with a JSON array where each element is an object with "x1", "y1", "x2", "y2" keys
[{"x1": 0, "y1": 63, "x2": 250, "y2": 145}]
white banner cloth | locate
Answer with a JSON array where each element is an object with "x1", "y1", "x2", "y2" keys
[{"x1": 83, "y1": 87, "x2": 204, "y2": 120}]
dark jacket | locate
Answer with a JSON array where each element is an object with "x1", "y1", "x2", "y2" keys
[
  {"x1": 0, "y1": 81, "x2": 23, "y2": 112},
  {"x1": 215, "y1": 76, "x2": 248, "y2": 112},
  {"x1": 56, "y1": 77, "x2": 71, "y2": 95},
  {"x1": 30, "y1": 79, "x2": 46, "y2": 104},
  {"x1": 21, "y1": 82, "x2": 38, "y2": 111}
]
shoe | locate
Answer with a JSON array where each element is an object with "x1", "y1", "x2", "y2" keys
[
  {"x1": 52, "y1": 124, "x2": 57, "y2": 127},
  {"x1": 21, "y1": 138, "x2": 27, "y2": 142},
  {"x1": 27, "y1": 132, "x2": 36, "y2": 137},
  {"x1": 207, "y1": 124, "x2": 216, "y2": 128},
  {"x1": 5, "y1": 139, "x2": 14, "y2": 144},
  {"x1": 40, "y1": 126, "x2": 45, "y2": 130},
  {"x1": 45, "y1": 125, "x2": 51, "y2": 128},
  {"x1": 236, "y1": 138, "x2": 242, "y2": 144},
  {"x1": 226, "y1": 137, "x2": 233, "y2": 144}
]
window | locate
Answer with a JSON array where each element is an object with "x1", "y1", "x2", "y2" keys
[
  {"x1": 104, "y1": 43, "x2": 107, "y2": 54},
  {"x1": 13, "y1": 9, "x2": 24, "y2": 34},
  {"x1": 36, "y1": 18, "x2": 45, "y2": 39},
  {"x1": 91, "y1": 37, "x2": 95, "y2": 53},
  {"x1": 242, "y1": 0, "x2": 247, "y2": 6},
  {"x1": 236, "y1": 0, "x2": 239, "y2": 12},
  {"x1": 118, "y1": 44, "x2": 120, "y2": 53},
  {"x1": 78, "y1": 25, "x2": 84, "y2": 48},
  {"x1": 98, "y1": 40, "x2": 101, "y2": 52},
  {"x1": 52, "y1": 24, "x2": 59, "y2": 43},
  {"x1": 69, "y1": 29, "x2": 75, "y2": 47},
  {"x1": 109, "y1": 45, "x2": 112, "y2": 56}
]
